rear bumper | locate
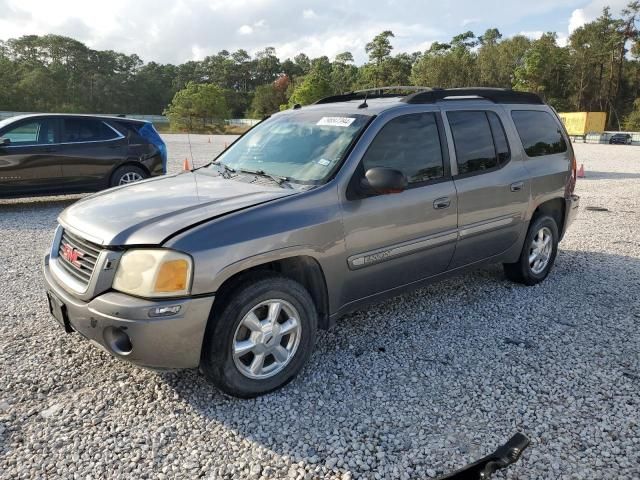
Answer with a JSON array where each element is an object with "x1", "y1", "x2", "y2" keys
[
  {"x1": 562, "y1": 194, "x2": 580, "y2": 239},
  {"x1": 43, "y1": 254, "x2": 214, "y2": 369}
]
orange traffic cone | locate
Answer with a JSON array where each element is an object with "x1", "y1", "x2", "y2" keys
[
  {"x1": 577, "y1": 164, "x2": 585, "y2": 178},
  {"x1": 183, "y1": 158, "x2": 191, "y2": 171}
]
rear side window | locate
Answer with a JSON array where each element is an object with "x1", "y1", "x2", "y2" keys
[
  {"x1": 448, "y1": 111, "x2": 510, "y2": 175},
  {"x1": 62, "y1": 119, "x2": 120, "y2": 143},
  {"x1": 487, "y1": 112, "x2": 510, "y2": 165},
  {"x1": 362, "y1": 113, "x2": 444, "y2": 185},
  {"x1": 511, "y1": 110, "x2": 567, "y2": 157}
]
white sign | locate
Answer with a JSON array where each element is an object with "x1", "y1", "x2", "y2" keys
[{"x1": 316, "y1": 117, "x2": 356, "y2": 127}]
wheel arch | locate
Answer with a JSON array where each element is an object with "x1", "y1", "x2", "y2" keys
[
  {"x1": 109, "y1": 159, "x2": 150, "y2": 185},
  {"x1": 531, "y1": 197, "x2": 565, "y2": 238},
  {"x1": 211, "y1": 254, "x2": 331, "y2": 330}
]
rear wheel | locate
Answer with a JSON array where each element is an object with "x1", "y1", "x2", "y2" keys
[
  {"x1": 503, "y1": 215, "x2": 559, "y2": 286},
  {"x1": 201, "y1": 273, "x2": 317, "y2": 398},
  {"x1": 110, "y1": 165, "x2": 147, "y2": 187}
]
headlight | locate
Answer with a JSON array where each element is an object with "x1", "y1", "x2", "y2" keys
[{"x1": 113, "y1": 249, "x2": 193, "y2": 298}]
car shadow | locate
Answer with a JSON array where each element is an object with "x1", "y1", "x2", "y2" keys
[
  {"x1": 160, "y1": 248, "x2": 640, "y2": 477},
  {"x1": 580, "y1": 171, "x2": 640, "y2": 180}
]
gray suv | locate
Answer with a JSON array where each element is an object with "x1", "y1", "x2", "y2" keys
[{"x1": 43, "y1": 87, "x2": 580, "y2": 397}]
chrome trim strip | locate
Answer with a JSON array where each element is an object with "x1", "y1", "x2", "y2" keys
[
  {"x1": 458, "y1": 214, "x2": 517, "y2": 238},
  {"x1": 2, "y1": 121, "x2": 124, "y2": 148},
  {"x1": 348, "y1": 230, "x2": 458, "y2": 270}
]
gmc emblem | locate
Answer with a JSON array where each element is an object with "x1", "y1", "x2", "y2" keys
[{"x1": 61, "y1": 244, "x2": 83, "y2": 267}]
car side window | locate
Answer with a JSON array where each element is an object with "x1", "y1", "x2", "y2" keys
[
  {"x1": 511, "y1": 110, "x2": 567, "y2": 157},
  {"x1": 487, "y1": 112, "x2": 510, "y2": 166},
  {"x1": 361, "y1": 113, "x2": 444, "y2": 184},
  {"x1": 62, "y1": 119, "x2": 119, "y2": 143},
  {"x1": 1, "y1": 120, "x2": 56, "y2": 146},
  {"x1": 448, "y1": 111, "x2": 501, "y2": 175}
]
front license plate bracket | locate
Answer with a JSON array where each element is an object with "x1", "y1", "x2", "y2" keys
[{"x1": 47, "y1": 292, "x2": 73, "y2": 334}]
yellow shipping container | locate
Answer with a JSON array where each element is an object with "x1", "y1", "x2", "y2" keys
[{"x1": 558, "y1": 112, "x2": 607, "y2": 136}]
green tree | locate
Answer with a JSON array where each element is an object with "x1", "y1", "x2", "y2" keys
[
  {"x1": 411, "y1": 32, "x2": 479, "y2": 87},
  {"x1": 477, "y1": 32, "x2": 530, "y2": 87},
  {"x1": 364, "y1": 31, "x2": 395, "y2": 86},
  {"x1": 165, "y1": 82, "x2": 230, "y2": 132},
  {"x1": 250, "y1": 75, "x2": 290, "y2": 117},
  {"x1": 624, "y1": 98, "x2": 640, "y2": 129},
  {"x1": 287, "y1": 54, "x2": 339, "y2": 105},
  {"x1": 514, "y1": 33, "x2": 570, "y2": 109}
]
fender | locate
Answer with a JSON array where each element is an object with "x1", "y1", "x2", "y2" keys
[{"x1": 209, "y1": 244, "x2": 327, "y2": 293}]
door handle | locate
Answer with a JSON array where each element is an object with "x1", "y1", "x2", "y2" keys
[
  {"x1": 433, "y1": 197, "x2": 451, "y2": 209},
  {"x1": 510, "y1": 181, "x2": 524, "y2": 192}
]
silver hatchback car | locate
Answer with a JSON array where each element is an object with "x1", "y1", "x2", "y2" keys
[{"x1": 43, "y1": 87, "x2": 580, "y2": 397}]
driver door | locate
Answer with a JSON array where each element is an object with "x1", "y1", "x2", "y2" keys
[
  {"x1": 339, "y1": 111, "x2": 458, "y2": 305},
  {"x1": 0, "y1": 117, "x2": 62, "y2": 196}
]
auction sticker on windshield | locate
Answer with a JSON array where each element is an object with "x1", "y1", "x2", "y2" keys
[{"x1": 316, "y1": 117, "x2": 356, "y2": 127}]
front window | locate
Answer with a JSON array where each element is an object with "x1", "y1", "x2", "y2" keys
[
  {"x1": 212, "y1": 111, "x2": 370, "y2": 184},
  {"x1": 0, "y1": 119, "x2": 56, "y2": 146}
]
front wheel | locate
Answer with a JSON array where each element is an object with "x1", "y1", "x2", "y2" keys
[
  {"x1": 503, "y1": 215, "x2": 559, "y2": 286},
  {"x1": 201, "y1": 274, "x2": 317, "y2": 398}
]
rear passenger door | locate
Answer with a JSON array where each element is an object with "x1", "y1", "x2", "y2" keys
[
  {"x1": 58, "y1": 118, "x2": 128, "y2": 190},
  {"x1": 340, "y1": 111, "x2": 458, "y2": 304},
  {"x1": 444, "y1": 108, "x2": 529, "y2": 268}
]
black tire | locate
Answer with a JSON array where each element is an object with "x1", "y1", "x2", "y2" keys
[
  {"x1": 201, "y1": 273, "x2": 317, "y2": 398},
  {"x1": 110, "y1": 164, "x2": 148, "y2": 187},
  {"x1": 503, "y1": 215, "x2": 559, "y2": 286}
]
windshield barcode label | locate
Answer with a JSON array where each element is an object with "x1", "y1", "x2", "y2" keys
[{"x1": 317, "y1": 117, "x2": 356, "y2": 127}]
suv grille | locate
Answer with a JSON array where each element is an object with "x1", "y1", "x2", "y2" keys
[{"x1": 57, "y1": 229, "x2": 102, "y2": 287}]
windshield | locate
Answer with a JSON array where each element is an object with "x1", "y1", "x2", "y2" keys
[{"x1": 211, "y1": 111, "x2": 370, "y2": 184}]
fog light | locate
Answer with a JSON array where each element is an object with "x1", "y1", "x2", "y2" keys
[
  {"x1": 103, "y1": 327, "x2": 132, "y2": 356},
  {"x1": 148, "y1": 305, "x2": 181, "y2": 317}
]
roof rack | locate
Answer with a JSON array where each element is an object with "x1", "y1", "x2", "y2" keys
[
  {"x1": 314, "y1": 86, "x2": 429, "y2": 105},
  {"x1": 314, "y1": 86, "x2": 544, "y2": 105},
  {"x1": 402, "y1": 87, "x2": 544, "y2": 105}
]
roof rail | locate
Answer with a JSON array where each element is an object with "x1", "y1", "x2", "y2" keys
[
  {"x1": 314, "y1": 86, "x2": 431, "y2": 105},
  {"x1": 314, "y1": 86, "x2": 544, "y2": 105},
  {"x1": 403, "y1": 88, "x2": 544, "y2": 105}
]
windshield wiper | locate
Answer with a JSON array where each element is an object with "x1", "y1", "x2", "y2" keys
[
  {"x1": 238, "y1": 169, "x2": 293, "y2": 189},
  {"x1": 213, "y1": 161, "x2": 236, "y2": 178}
]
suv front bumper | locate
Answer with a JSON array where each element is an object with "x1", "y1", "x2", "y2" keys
[{"x1": 43, "y1": 254, "x2": 214, "y2": 369}]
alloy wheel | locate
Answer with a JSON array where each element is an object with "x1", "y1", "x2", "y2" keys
[
  {"x1": 232, "y1": 299, "x2": 302, "y2": 380},
  {"x1": 118, "y1": 172, "x2": 143, "y2": 185},
  {"x1": 529, "y1": 226, "x2": 553, "y2": 274}
]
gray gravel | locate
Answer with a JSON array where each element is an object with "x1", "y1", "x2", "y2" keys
[{"x1": 1, "y1": 138, "x2": 639, "y2": 479}]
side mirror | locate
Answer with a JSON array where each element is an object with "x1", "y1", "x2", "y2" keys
[
  {"x1": 360, "y1": 167, "x2": 408, "y2": 195},
  {"x1": 0, "y1": 137, "x2": 9, "y2": 146}
]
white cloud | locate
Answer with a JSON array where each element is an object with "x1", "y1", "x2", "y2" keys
[
  {"x1": 1, "y1": 0, "x2": 632, "y2": 65},
  {"x1": 302, "y1": 9, "x2": 317, "y2": 19},
  {"x1": 461, "y1": 18, "x2": 480, "y2": 27},
  {"x1": 519, "y1": 30, "x2": 544, "y2": 40},
  {"x1": 568, "y1": 8, "x2": 587, "y2": 33}
]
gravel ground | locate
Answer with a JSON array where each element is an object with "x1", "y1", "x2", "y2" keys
[{"x1": 0, "y1": 138, "x2": 639, "y2": 479}]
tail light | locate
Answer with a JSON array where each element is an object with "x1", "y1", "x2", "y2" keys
[{"x1": 138, "y1": 123, "x2": 168, "y2": 174}]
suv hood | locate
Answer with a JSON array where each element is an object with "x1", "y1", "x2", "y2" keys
[{"x1": 59, "y1": 171, "x2": 297, "y2": 246}]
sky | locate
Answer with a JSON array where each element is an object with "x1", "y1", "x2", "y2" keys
[{"x1": 0, "y1": 0, "x2": 632, "y2": 64}]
